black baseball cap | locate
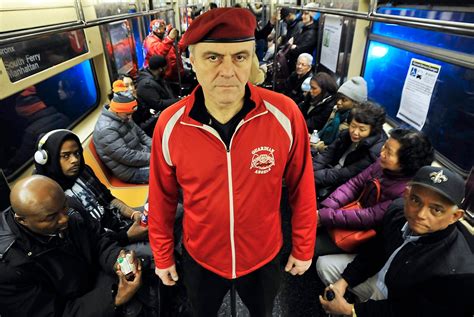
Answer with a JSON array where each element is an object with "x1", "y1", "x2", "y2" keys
[{"x1": 409, "y1": 166, "x2": 465, "y2": 206}]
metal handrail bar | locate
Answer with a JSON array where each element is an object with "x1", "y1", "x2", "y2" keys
[
  {"x1": 278, "y1": 5, "x2": 474, "y2": 36},
  {"x1": 0, "y1": 7, "x2": 173, "y2": 45}
]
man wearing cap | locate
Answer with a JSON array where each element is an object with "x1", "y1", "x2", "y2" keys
[
  {"x1": 148, "y1": 7, "x2": 317, "y2": 316},
  {"x1": 286, "y1": 3, "x2": 318, "y2": 73},
  {"x1": 280, "y1": 8, "x2": 302, "y2": 46},
  {"x1": 143, "y1": 19, "x2": 184, "y2": 82},
  {"x1": 317, "y1": 166, "x2": 474, "y2": 317},
  {"x1": 93, "y1": 80, "x2": 151, "y2": 184},
  {"x1": 136, "y1": 55, "x2": 179, "y2": 135}
]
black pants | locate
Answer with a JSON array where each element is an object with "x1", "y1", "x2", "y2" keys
[{"x1": 181, "y1": 247, "x2": 281, "y2": 317}]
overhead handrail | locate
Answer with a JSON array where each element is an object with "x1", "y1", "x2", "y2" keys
[
  {"x1": 0, "y1": 7, "x2": 173, "y2": 46},
  {"x1": 278, "y1": 5, "x2": 474, "y2": 36},
  {"x1": 1, "y1": 3, "x2": 473, "y2": 46}
]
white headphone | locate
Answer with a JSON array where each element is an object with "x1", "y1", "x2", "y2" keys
[{"x1": 34, "y1": 129, "x2": 73, "y2": 165}]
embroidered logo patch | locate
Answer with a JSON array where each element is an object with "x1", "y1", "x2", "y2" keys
[
  {"x1": 250, "y1": 146, "x2": 275, "y2": 174},
  {"x1": 429, "y1": 170, "x2": 448, "y2": 183}
]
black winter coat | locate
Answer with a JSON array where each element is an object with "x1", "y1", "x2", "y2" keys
[
  {"x1": 299, "y1": 93, "x2": 337, "y2": 132},
  {"x1": 313, "y1": 129, "x2": 387, "y2": 188},
  {"x1": 285, "y1": 71, "x2": 312, "y2": 105},
  {"x1": 342, "y1": 199, "x2": 474, "y2": 317},
  {"x1": 287, "y1": 22, "x2": 318, "y2": 62},
  {"x1": 135, "y1": 68, "x2": 179, "y2": 124},
  {"x1": 0, "y1": 209, "x2": 121, "y2": 317}
]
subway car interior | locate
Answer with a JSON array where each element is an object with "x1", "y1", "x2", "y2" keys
[{"x1": 0, "y1": 0, "x2": 473, "y2": 316}]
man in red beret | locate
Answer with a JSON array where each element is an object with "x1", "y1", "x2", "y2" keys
[
  {"x1": 148, "y1": 7, "x2": 317, "y2": 316},
  {"x1": 143, "y1": 19, "x2": 184, "y2": 82}
]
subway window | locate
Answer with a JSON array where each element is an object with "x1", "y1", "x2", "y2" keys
[
  {"x1": 0, "y1": 60, "x2": 99, "y2": 179},
  {"x1": 364, "y1": 7, "x2": 474, "y2": 174}
]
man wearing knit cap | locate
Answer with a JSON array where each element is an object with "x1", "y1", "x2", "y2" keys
[
  {"x1": 317, "y1": 166, "x2": 474, "y2": 316},
  {"x1": 313, "y1": 76, "x2": 368, "y2": 152},
  {"x1": 93, "y1": 80, "x2": 152, "y2": 184},
  {"x1": 149, "y1": 7, "x2": 317, "y2": 316}
]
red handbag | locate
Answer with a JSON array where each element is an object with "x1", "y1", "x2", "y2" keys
[{"x1": 328, "y1": 179, "x2": 381, "y2": 252}]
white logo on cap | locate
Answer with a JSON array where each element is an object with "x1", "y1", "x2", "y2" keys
[{"x1": 429, "y1": 170, "x2": 448, "y2": 184}]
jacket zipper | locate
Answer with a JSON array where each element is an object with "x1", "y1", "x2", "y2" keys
[{"x1": 181, "y1": 110, "x2": 268, "y2": 278}]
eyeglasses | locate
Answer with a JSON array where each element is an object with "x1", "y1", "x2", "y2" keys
[{"x1": 59, "y1": 151, "x2": 81, "y2": 160}]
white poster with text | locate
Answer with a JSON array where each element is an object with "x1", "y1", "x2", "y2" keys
[
  {"x1": 320, "y1": 15, "x2": 343, "y2": 73},
  {"x1": 397, "y1": 58, "x2": 441, "y2": 130}
]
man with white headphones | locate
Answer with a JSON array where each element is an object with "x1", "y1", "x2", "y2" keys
[{"x1": 34, "y1": 129, "x2": 150, "y2": 256}]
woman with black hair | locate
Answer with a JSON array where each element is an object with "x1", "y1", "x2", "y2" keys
[
  {"x1": 315, "y1": 128, "x2": 434, "y2": 255},
  {"x1": 314, "y1": 102, "x2": 387, "y2": 200},
  {"x1": 299, "y1": 72, "x2": 339, "y2": 132}
]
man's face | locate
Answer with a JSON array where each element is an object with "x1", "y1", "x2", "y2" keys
[
  {"x1": 153, "y1": 24, "x2": 166, "y2": 38},
  {"x1": 404, "y1": 185, "x2": 463, "y2": 235},
  {"x1": 123, "y1": 76, "x2": 136, "y2": 96},
  {"x1": 116, "y1": 111, "x2": 134, "y2": 123},
  {"x1": 17, "y1": 197, "x2": 69, "y2": 236},
  {"x1": 336, "y1": 95, "x2": 355, "y2": 111},
  {"x1": 302, "y1": 11, "x2": 313, "y2": 25},
  {"x1": 60, "y1": 139, "x2": 81, "y2": 177},
  {"x1": 190, "y1": 41, "x2": 254, "y2": 107},
  {"x1": 296, "y1": 58, "x2": 311, "y2": 77}
]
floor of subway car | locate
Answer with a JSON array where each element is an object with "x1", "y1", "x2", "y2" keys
[{"x1": 161, "y1": 188, "x2": 327, "y2": 317}]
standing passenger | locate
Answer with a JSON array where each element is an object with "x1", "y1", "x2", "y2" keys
[
  {"x1": 148, "y1": 8, "x2": 317, "y2": 316},
  {"x1": 143, "y1": 19, "x2": 183, "y2": 82}
]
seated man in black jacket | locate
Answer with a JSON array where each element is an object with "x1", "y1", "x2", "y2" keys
[
  {"x1": 135, "y1": 55, "x2": 179, "y2": 136},
  {"x1": 0, "y1": 175, "x2": 142, "y2": 317},
  {"x1": 317, "y1": 166, "x2": 474, "y2": 317}
]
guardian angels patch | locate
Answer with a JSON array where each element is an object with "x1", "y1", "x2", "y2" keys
[{"x1": 250, "y1": 146, "x2": 275, "y2": 174}]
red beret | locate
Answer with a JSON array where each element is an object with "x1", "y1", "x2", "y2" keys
[{"x1": 181, "y1": 8, "x2": 256, "y2": 48}]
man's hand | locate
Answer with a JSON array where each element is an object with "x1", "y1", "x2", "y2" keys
[
  {"x1": 319, "y1": 281, "x2": 353, "y2": 316},
  {"x1": 311, "y1": 140, "x2": 326, "y2": 152},
  {"x1": 115, "y1": 250, "x2": 142, "y2": 306},
  {"x1": 168, "y1": 28, "x2": 178, "y2": 40},
  {"x1": 155, "y1": 264, "x2": 179, "y2": 286},
  {"x1": 131, "y1": 210, "x2": 142, "y2": 222},
  {"x1": 127, "y1": 221, "x2": 148, "y2": 242},
  {"x1": 284, "y1": 254, "x2": 312, "y2": 276}
]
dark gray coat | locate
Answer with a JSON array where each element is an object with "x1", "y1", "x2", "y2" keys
[{"x1": 93, "y1": 106, "x2": 151, "y2": 182}]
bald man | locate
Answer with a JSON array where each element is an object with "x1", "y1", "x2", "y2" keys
[{"x1": 0, "y1": 175, "x2": 141, "y2": 317}]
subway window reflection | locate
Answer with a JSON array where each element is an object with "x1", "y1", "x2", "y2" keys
[{"x1": 0, "y1": 60, "x2": 98, "y2": 179}]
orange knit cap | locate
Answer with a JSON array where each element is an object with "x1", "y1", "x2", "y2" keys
[
  {"x1": 109, "y1": 81, "x2": 137, "y2": 113},
  {"x1": 112, "y1": 80, "x2": 128, "y2": 93}
]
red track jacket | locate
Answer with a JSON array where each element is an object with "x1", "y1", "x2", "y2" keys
[{"x1": 149, "y1": 84, "x2": 317, "y2": 279}]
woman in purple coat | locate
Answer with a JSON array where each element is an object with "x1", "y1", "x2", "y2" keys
[{"x1": 315, "y1": 128, "x2": 434, "y2": 256}]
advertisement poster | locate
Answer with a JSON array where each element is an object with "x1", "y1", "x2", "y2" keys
[
  {"x1": 397, "y1": 58, "x2": 441, "y2": 130},
  {"x1": 320, "y1": 15, "x2": 343, "y2": 73}
]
